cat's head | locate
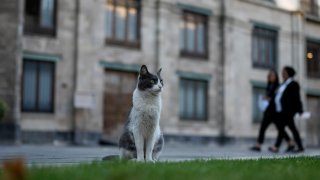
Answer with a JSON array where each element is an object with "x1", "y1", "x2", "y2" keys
[{"x1": 137, "y1": 65, "x2": 163, "y2": 95}]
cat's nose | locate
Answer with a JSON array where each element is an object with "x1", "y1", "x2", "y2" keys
[{"x1": 158, "y1": 85, "x2": 162, "y2": 89}]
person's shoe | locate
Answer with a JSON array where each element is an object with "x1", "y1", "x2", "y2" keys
[
  {"x1": 291, "y1": 148, "x2": 304, "y2": 153},
  {"x1": 249, "y1": 146, "x2": 261, "y2": 152},
  {"x1": 268, "y1": 147, "x2": 279, "y2": 153},
  {"x1": 285, "y1": 145, "x2": 295, "y2": 152}
]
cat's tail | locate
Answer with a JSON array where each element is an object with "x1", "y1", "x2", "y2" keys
[{"x1": 102, "y1": 155, "x2": 120, "y2": 161}]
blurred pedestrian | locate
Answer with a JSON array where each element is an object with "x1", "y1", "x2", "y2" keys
[
  {"x1": 269, "y1": 66, "x2": 304, "y2": 153},
  {"x1": 250, "y1": 70, "x2": 294, "y2": 152}
]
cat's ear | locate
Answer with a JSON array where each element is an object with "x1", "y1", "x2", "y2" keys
[
  {"x1": 157, "y1": 68, "x2": 162, "y2": 77},
  {"x1": 140, "y1": 65, "x2": 149, "y2": 76}
]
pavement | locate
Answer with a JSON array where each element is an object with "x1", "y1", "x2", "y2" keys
[{"x1": 0, "y1": 142, "x2": 319, "y2": 166}]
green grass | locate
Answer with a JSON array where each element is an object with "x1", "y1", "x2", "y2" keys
[{"x1": 1, "y1": 157, "x2": 320, "y2": 180}]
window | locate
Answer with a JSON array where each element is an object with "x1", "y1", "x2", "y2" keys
[
  {"x1": 302, "y1": 0, "x2": 320, "y2": 17},
  {"x1": 180, "y1": 11, "x2": 208, "y2": 58},
  {"x1": 306, "y1": 40, "x2": 320, "y2": 78},
  {"x1": 24, "y1": 0, "x2": 57, "y2": 36},
  {"x1": 252, "y1": 26, "x2": 277, "y2": 69},
  {"x1": 179, "y1": 78, "x2": 208, "y2": 120},
  {"x1": 252, "y1": 86, "x2": 265, "y2": 123},
  {"x1": 22, "y1": 60, "x2": 55, "y2": 112},
  {"x1": 105, "y1": 0, "x2": 141, "y2": 47}
]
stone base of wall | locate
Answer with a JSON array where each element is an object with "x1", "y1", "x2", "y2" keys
[
  {"x1": 21, "y1": 131, "x2": 71, "y2": 144},
  {"x1": 98, "y1": 134, "x2": 280, "y2": 147},
  {"x1": 164, "y1": 134, "x2": 282, "y2": 146},
  {"x1": 0, "y1": 122, "x2": 20, "y2": 144},
  {"x1": 20, "y1": 131, "x2": 101, "y2": 145},
  {"x1": 164, "y1": 134, "x2": 230, "y2": 145},
  {"x1": 74, "y1": 131, "x2": 102, "y2": 146}
]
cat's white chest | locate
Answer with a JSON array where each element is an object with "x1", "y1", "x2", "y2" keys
[
  {"x1": 138, "y1": 105, "x2": 160, "y2": 122},
  {"x1": 129, "y1": 90, "x2": 162, "y2": 135},
  {"x1": 133, "y1": 97, "x2": 161, "y2": 124}
]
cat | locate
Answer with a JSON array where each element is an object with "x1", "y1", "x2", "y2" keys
[{"x1": 118, "y1": 65, "x2": 164, "y2": 162}]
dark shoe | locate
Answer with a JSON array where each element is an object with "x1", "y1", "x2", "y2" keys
[
  {"x1": 291, "y1": 148, "x2": 304, "y2": 153},
  {"x1": 250, "y1": 146, "x2": 261, "y2": 152},
  {"x1": 285, "y1": 145, "x2": 295, "y2": 152},
  {"x1": 268, "y1": 147, "x2": 279, "y2": 153}
]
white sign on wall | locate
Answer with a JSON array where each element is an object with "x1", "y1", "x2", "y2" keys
[{"x1": 74, "y1": 92, "x2": 95, "y2": 109}]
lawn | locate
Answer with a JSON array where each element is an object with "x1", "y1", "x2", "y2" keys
[{"x1": 1, "y1": 157, "x2": 320, "y2": 180}]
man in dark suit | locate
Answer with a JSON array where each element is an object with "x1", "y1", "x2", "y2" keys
[{"x1": 269, "y1": 66, "x2": 304, "y2": 153}]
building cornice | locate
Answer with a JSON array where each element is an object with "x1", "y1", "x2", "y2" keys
[
  {"x1": 99, "y1": 61, "x2": 140, "y2": 73},
  {"x1": 23, "y1": 51, "x2": 62, "y2": 62}
]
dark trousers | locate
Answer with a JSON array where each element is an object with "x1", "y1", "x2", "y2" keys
[
  {"x1": 274, "y1": 113, "x2": 304, "y2": 149},
  {"x1": 257, "y1": 111, "x2": 291, "y2": 144}
]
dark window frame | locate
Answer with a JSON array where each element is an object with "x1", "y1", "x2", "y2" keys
[
  {"x1": 179, "y1": 78, "x2": 208, "y2": 121},
  {"x1": 302, "y1": 0, "x2": 320, "y2": 17},
  {"x1": 105, "y1": 0, "x2": 141, "y2": 48},
  {"x1": 180, "y1": 10, "x2": 209, "y2": 59},
  {"x1": 252, "y1": 26, "x2": 278, "y2": 69},
  {"x1": 21, "y1": 59, "x2": 55, "y2": 113},
  {"x1": 24, "y1": 0, "x2": 58, "y2": 37},
  {"x1": 306, "y1": 40, "x2": 320, "y2": 78}
]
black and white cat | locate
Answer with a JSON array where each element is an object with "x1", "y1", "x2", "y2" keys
[{"x1": 118, "y1": 65, "x2": 164, "y2": 162}]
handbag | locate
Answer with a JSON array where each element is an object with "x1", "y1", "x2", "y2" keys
[{"x1": 258, "y1": 95, "x2": 269, "y2": 112}]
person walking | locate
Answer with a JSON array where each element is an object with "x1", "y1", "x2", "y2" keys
[
  {"x1": 250, "y1": 70, "x2": 294, "y2": 152},
  {"x1": 269, "y1": 66, "x2": 304, "y2": 153}
]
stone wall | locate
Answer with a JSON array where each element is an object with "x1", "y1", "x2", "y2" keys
[
  {"x1": 1, "y1": 0, "x2": 320, "y2": 145},
  {"x1": 157, "y1": 0, "x2": 222, "y2": 137},
  {"x1": 20, "y1": 0, "x2": 77, "y2": 143},
  {"x1": 224, "y1": 0, "x2": 309, "y2": 139}
]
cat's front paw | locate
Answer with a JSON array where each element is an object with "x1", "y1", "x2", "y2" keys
[
  {"x1": 145, "y1": 158, "x2": 155, "y2": 163},
  {"x1": 129, "y1": 158, "x2": 138, "y2": 162},
  {"x1": 136, "y1": 157, "x2": 145, "y2": 162}
]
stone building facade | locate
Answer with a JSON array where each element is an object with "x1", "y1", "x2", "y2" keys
[{"x1": 0, "y1": 0, "x2": 319, "y2": 146}]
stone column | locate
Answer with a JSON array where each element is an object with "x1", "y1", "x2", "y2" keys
[
  {"x1": 0, "y1": 0, "x2": 23, "y2": 143},
  {"x1": 290, "y1": 11, "x2": 307, "y2": 137},
  {"x1": 72, "y1": 0, "x2": 103, "y2": 145}
]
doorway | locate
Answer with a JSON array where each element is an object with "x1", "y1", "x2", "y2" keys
[{"x1": 102, "y1": 70, "x2": 137, "y2": 143}]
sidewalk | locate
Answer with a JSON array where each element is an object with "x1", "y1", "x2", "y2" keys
[{"x1": 0, "y1": 142, "x2": 319, "y2": 166}]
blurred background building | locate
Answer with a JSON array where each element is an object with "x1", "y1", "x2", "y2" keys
[{"x1": 0, "y1": 0, "x2": 319, "y2": 147}]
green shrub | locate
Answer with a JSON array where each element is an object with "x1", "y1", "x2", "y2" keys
[{"x1": 0, "y1": 98, "x2": 8, "y2": 120}]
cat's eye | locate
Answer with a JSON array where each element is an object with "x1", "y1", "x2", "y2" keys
[
  {"x1": 150, "y1": 80, "x2": 155, "y2": 84},
  {"x1": 160, "y1": 80, "x2": 163, "y2": 84}
]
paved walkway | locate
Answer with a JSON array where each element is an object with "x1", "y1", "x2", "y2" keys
[{"x1": 0, "y1": 143, "x2": 319, "y2": 166}]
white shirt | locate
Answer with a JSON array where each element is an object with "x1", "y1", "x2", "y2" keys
[{"x1": 275, "y1": 78, "x2": 293, "y2": 113}]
